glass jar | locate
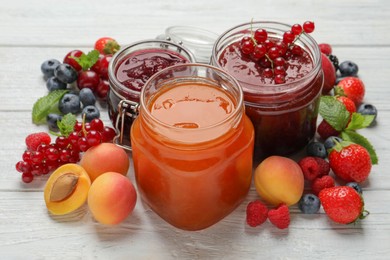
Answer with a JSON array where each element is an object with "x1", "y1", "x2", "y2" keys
[
  {"x1": 131, "y1": 64, "x2": 254, "y2": 231},
  {"x1": 107, "y1": 40, "x2": 195, "y2": 148},
  {"x1": 211, "y1": 21, "x2": 324, "y2": 161}
]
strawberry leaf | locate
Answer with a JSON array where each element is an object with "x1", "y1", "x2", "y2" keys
[
  {"x1": 346, "y1": 113, "x2": 375, "y2": 131},
  {"x1": 341, "y1": 130, "x2": 378, "y2": 164},
  {"x1": 319, "y1": 96, "x2": 350, "y2": 131},
  {"x1": 57, "y1": 113, "x2": 77, "y2": 137},
  {"x1": 32, "y1": 90, "x2": 68, "y2": 124},
  {"x1": 71, "y1": 50, "x2": 100, "y2": 71}
]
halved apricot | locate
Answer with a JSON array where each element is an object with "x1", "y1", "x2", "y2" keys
[{"x1": 44, "y1": 163, "x2": 91, "y2": 215}]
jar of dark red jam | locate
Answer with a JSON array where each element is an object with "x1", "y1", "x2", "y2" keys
[
  {"x1": 107, "y1": 40, "x2": 195, "y2": 147},
  {"x1": 211, "y1": 21, "x2": 324, "y2": 161},
  {"x1": 131, "y1": 64, "x2": 254, "y2": 230}
]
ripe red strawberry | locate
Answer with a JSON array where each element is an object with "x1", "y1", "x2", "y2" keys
[
  {"x1": 317, "y1": 119, "x2": 340, "y2": 140},
  {"x1": 329, "y1": 142, "x2": 372, "y2": 182},
  {"x1": 311, "y1": 175, "x2": 335, "y2": 195},
  {"x1": 336, "y1": 96, "x2": 357, "y2": 116},
  {"x1": 268, "y1": 204, "x2": 290, "y2": 229},
  {"x1": 246, "y1": 200, "x2": 268, "y2": 227},
  {"x1": 336, "y1": 77, "x2": 365, "y2": 106},
  {"x1": 321, "y1": 53, "x2": 336, "y2": 94},
  {"x1": 25, "y1": 132, "x2": 51, "y2": 151},
  {"x1": 94, "y1": 37, "x2": 120, "y2": 55},
  {"x1": 319, "y1": 186, "x2": 368, "y2": 224},
  {"x1": 318, "y1": 43, "x2": 332, "y2": 55}
]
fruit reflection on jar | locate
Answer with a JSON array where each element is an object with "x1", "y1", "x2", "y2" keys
[
  {"x1": 107, "y1": 40, "x2": 195, "y2": 146},
  {"x1": 211, "y1": 21, "x2": 324, "y2": 161},
  {"x1": 131, "y1": 64, "x2": 254, "y2": 231}
]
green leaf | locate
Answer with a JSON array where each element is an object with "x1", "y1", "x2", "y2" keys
[
  {"x1": 319, "y1": 96, "x2": 350, "y2": 131},
  {"x1": 341, "y1": 130, "x2": 378, "y2": 164},
  {"x1": 346, "y1": 113, "x2": 375, "y2": 131},
  {"x1": 70, "y1": 50, "x2": 100, "y2": 71},
  {"x1": 32, "y1": 90, "x2": 68, "y2": 124},
  {"x1": 57, "y1": 113, "x2": 77, "y2": 137}
]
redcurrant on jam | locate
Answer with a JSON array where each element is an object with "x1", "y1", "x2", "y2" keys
[
  {"x1": 107, "y1": 40, "x2": 195, "y2": 146},
  {"x1": 211, "y1": 21, "x2": 324, "y2": 161}
]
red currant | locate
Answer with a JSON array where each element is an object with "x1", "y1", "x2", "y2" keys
[
  {"x1": 68, "y1": 131, "x2": 80, "y2": 146},
  {"x1": 283, "y1": 31, "x2": 295, "y2": 44},
  {"x1": 90, "y1": 118, "x2": 104, "y2": 132},
  {"x1": 274, "y1": 74, "x2": 286, "y2": 84},
  {"x1": 31, "y1": 164, "x2": 43, "y2": 176},
  {"x1": 77, "y1": 70, "x2": 100, "y2": 91},
  {"x1": 86, "y1": 130, "x2": 102, "y2": 147},
  {"x1": 55, "y1": 136, "x2": 69, "y2": 149},
  {"x1": 263, "y1": 68, "x2": 273, "y2": 78},
  {"x1": 241, "y1": 36, "x2": 252, "y2": 45},
  {"x1": 74, "y1": 121, "x2": 83, "y2": 132},
  {"x1": 241, "y1": 40, "x2": 255, "y2": 55},
  {"x1": 264, "y1": 39, "x2": 275, "y2": 50},
  {"x1": 101, "y1": 127, "x2": 116, "y2": 142},
  {"x1": 252, "y1": 44, "x2": 267, "y2": 59},
  {"x1": 273, "y1": 57, "x2": 287, "y2": 69},
  {"x1": 303, "y1": 21, "x2": 315, "y2": 33},
  {"x1": 22, "y1": 150, "x2": 32, "y2": 163},
  {"x1": 254, "y1": 29, "x2": 268, "y2": 43},
  {"x1": 275, "y1": 42, "x2": 287, "y2": 57},
  {"x1": 274, "y1": 66, "x2": 287, "y2": 76},
  {"x1": 59, "y1": 149, "x2": 71, "y2": 163},
  {"x1": 291, "y1": 45, "x2": 303, "y2": 56},
  {"x1": 31, "y1": 151, "x2": 44, "y2": 164},
  {"x1": 63, "y1": 50, "x2": 84, "y2": 71},
  {"x1": 291, "y1": 24, "x2": 303, "y2": 35},
  {"x1": 22, "y1": 172, "x2": 34, "y2": 183},
  {"x1": 16, "y1": 161, "x2": 31, "y2": 173},
  {"x1": 46, "y1": 159, "x2": 60, "y2": 171},
  {"x1": 78, "y1": 137, "x2": 90, "y2": 152},
  {"x1": 96, "y1": 80, "x2": 110, "y2": 100},
  {"x1": 36, "y1": 143, "x2": 49, "y2": 154},
  {"x1": 46, "y1": 147, "x2": 60, "y2": 161},
  {"x1": 267, "y1": 47, "x2": 281, "y2": 60},
  {"x1": 258, "y1": 57, "x2": 272, "y2": 68}
]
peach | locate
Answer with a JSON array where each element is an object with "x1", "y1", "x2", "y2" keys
[
  {"x1": 88, "y1": 172, "x2": 137, "y2": 225},
  {"x1": 80, "y1": 143, "x2": 129, "y2": 182},
  {"x1": 254, "y1": 156, "x2": 304, "y2": 206},
  {"x1": 44, "y1": 163, "x2": 91, "y2": 215}
]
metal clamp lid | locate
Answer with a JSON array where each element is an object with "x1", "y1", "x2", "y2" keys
[{"x1": 113, "y1": 99, "x2": 139, "y2": 151}]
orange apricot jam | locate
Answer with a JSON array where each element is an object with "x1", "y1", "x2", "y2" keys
[{"x1": 131, "y1": 64, "x2": 254, "y2": 230}]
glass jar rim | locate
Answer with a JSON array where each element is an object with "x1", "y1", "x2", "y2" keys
[
  {"x1": 140, "y1": 63, "x2": 244, "y2": 132},
  {"x1": 212, "y1": 21, "x2": 322, "y2": 94},
  {"x1": 108, "y1": 39, "x2": 196, "y2": 100}
]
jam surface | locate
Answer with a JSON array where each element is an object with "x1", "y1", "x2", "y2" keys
[
  {"x1": 218, "y1": 41, "x2": 314, "y2": 87},
  {"x1": 116, "y1": 48, "x2": 188, "y2": 92}
]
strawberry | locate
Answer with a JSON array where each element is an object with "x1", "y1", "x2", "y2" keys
[
  {"x1": 25, "y1": 132, "x2": 51, "y2": 151},
  {"x1": 94, "y1": 37, "x2": 120, "y2": 55},
  {"x1": 317, "y1": 119, "x2": 340, "y2": 140},
  {"x1": 335, "y1": 77, "x2": 365, "y2": 106},
  {"x1": 268, "y1": 204, "x2": 290, "y2": 229},
  {"x1": 336, "y1": 96, "x2": 356, "y2": 116},
  {"x1": 319, "y1": 186, "x2": 368, "y2": 224},
  {"x1": 321, "y1": 53, "x2": 336, "y2": 94},
  {"x1": 318, "y1": 43, "x2": 332, "y2": 55},
  {"x1": 329, "y1": 141, "x2": 372, "y2": 183},
  {"x1": 311, "y1": 175, "x2": 335, "y2": 195},
  {"x1": 246, "y1": 200, "x2": 268, "y2": 227}
]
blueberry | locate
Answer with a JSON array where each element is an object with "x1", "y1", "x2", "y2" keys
[
  {"x1": 46, "y1": 113, "x2": 62, "y2": 131},
  {"x1": 324, "y1": 136, "x2": 343, "y2": 150},
  {"x1": 82, "y1": 105, "x2": 100, "y2": 122},
  {"x1": 46, "y1": 77, "x2": 67, "y2": 92},
  {"x1": 298, "y1": 194, "x2": 321, "y2": 214},
  {"x1": 54, "y1": 64, "x2": 78, "y2": 84},
  {"x1": 79, "y1": 88, "x2": 96, "y2": 107},
  {"x1": 306, "y1": 141, "x2": 327, "y2": 158},
  {"x1": 59, "y1": 93, "x2": 81, "y2": 114},
  {"x1": 339, "y1": 60, "x2": 359, "y2": 77},
  {"x1": 346, "y1": 182, "x2": 363, "y2": 194},
  {"x1": 358, "y1": 103, "x2": 378, "y2": 125},
  {"x1": 41, "y1": 59, "x2": 61, "y2": 79},
  {"x1": 328, "y1": 54, "x2": 339, "y2": 71}
]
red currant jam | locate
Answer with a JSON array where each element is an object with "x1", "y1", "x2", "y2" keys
[
  {"x1": 212, "y1": 22, "x2": 323, "y2": 161},
  {"x1": 108, "y1": 41, "x2": 194, "y2": 146}
]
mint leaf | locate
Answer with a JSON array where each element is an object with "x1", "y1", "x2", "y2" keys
[
  {"x1": 346, "y1": 113, "x2": 375, "y2": 131},
  {"x1": 341, "y1": 130, "x2": 378, "y2": 164},
  {"x1": 32, "y1": 90, "x2": 68, "y2": 124},
  {"x1": 71, "y1": 50, "x2": 100, "y2": 71},
  {"x1": 319, "y1": 96, "x2": 350, "y2": 131},
  {"x1": 57, "y1": 113, "x2": 77, "y2": 137}
]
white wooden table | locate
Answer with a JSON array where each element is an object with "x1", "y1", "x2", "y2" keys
[{"x1": 1, "y1": 0, "x2": 389, "y2": 259}]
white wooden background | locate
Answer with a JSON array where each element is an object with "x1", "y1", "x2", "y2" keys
[{"x1": 1, "y1": 0, "x2": 390, "y2": 259}]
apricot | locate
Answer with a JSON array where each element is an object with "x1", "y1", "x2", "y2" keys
[
  {"x1": 80, "y1": 143, "x2": 129, "y2": 182},
  {"x1": 254, "y1": 156, "x2": 304, "y2": 206},
  {"x1": 88, "y1": 172, "x2": 137, "y2": 225},
  {"x1": 44, "y1": 163, "x2": 91, "y2": 215}
]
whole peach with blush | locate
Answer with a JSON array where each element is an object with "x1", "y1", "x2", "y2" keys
[
  {"x1": 254, "y1": 156, "x2": 304, "y2": 206},
  {"x1": 88, "y1": 172, "x2": 137, "y2": 225},
  {"x1": 80, "y1": 143, "x2": 129, "y2": 182}
]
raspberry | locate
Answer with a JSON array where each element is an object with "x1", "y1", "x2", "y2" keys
[
  {"x1": 313, "y1": 157, "x2": 330, "y2": 176},
  {"x1": 312, "y1": 175, "x2": 335, "y2": 195},
  {"x1": 317, "y1": 120, "x2": 340, "y2": 140},
  {"x1": 268, "y1": 204, "x2": 290, "y2": 229},
  {"x1": 246, "y1": 200, "x2": 268, "y2": 227},
  {"x1": 298, "y1": 157, "x2": 321, "y2": 181},
  {"x1": 25, "y1": 132, "x2": 51, "y2": 151}
]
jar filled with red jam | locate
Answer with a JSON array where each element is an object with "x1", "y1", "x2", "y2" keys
[
  {"x1": 131, "y1": 64, "x2": 254, "y2": 230},
  {"x1": 107, "y1": 40, "x2": 195, "y2": 147},
  {"x1": 211, "y1": 21, "x2": 323, "y2": 161}
]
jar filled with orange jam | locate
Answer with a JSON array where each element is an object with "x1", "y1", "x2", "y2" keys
[{"x1": 131, "y1": 64, "x2": 254, "y2": 230}]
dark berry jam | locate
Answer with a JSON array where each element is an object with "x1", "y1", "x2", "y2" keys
[
  {"x1": 212, "y1": 24, "x2": 323, "y2": 161},
  {"x1": 108, "y1": 43, "x2": 193, "y2": 147}
]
